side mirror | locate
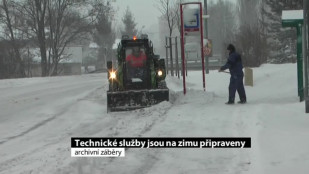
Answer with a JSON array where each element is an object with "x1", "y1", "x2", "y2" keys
[
  {"x1": 154, "y1": 55, "x2": 160, "y2": 59},
  {"x1": 158, "y1": 59, "x2": 165, "y2": 68},
  {"x1": 107, "y1": 61, "x2": 112, "y2": 70}
]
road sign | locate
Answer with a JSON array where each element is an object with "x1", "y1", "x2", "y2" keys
[
  {"x1": 180, "y1": 2, "x2": 205, "y2": 94},
  {"x1": 184, "y1": 8, "x2": 200, "y2": 33},
  {"x1": 203, "y1": 39, "x2": 212, "y2": 56}
]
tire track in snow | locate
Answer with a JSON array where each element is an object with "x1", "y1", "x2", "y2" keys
[
  {"x1": 230, "y1": 105, "x2": 262, "y2": 174},
  {"x1": 94, "y1": 90, "x2": 202, "y2": 174},
  {"x1": 65, "y1": 93, "x2": 176, "y2": 174},
  {"x1": 121, "y1": 90, "x2": 247, "y2": 174},
  {"x1": 0, "y1": 115, "x2": 57, "y2": 145},
  {"x1": 0, "y1": 83, "x2": 103, "y2": 145},
  {"x1": 0, "y1": 85, "x2": 106, "y2": 173},
  {"x1": 0, "y1": 85, "x2": 174, "y2": 174}
]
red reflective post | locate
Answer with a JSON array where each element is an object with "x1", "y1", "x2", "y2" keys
[
  {"x1": 180, "y1": 2, "x2": 206, "y2": 94},
  {"x1": 199, "y1": 3, "x2": 206, "y2": 91}
]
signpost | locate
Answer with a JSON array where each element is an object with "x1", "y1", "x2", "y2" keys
[
  {"x1": 184, "y1": 8, "x2": 200, "y2": 33},
  {"x1": 203, "y1": 0, "x2": 209, "y2": 74},
  {"x1": 203, "y1": 39, "x2": 212, "y2": 57},
  {"x1": 180, "y1": 2, "x2": 205, "y2": 94}
]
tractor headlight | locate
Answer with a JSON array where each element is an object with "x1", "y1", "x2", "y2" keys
[
  {"x1": 157, "y1": 70, "x2": 163, "y2": 76},
  {"x1": 109, "y1": 71, "x2": 116, "y2": 79}
]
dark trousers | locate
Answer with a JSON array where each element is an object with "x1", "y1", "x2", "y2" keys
[{"x1": 229, "y1": 75, "x2": 246, "y2": 102}]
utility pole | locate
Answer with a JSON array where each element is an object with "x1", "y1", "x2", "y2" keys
[
  {"x1": 169, "y1": 37, "x2": 174, "y2": 76},
  {"x1": 165, "y1": 37, "x2": 169, "y2": 75},
  {"x1": 204, "y1": 0, "x2": 209, "y2": 74},
  {"x1": 304, "y1": 0, "x2": 309, "y2": 112}
]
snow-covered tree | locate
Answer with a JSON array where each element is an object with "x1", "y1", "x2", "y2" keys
[
  {"x1": 262, "y1": 0, "x2": 303, "y2": 63},
  {"x1": 93, "y1": 1, "x2": 115, "y2": 70},
  {"x1": 121, "y1": 7, "x2": 137, "y2": 37},
  {"x1": 208, "y1": 0, "x2": 237, "y2": 57}
]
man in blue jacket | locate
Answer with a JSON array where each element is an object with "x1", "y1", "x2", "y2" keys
[{"x1": 219, "y1": 44, "x2": 247, "y2": 104}]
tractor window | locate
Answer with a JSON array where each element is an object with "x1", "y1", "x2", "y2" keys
[
  {"x1": 125, "y1": 47, "x2": 146, "y2": 60},
  {"x1": 125, "y1": 47, "x2": 147, "y2": 82}
]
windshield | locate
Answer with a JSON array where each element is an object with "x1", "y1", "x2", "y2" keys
[{"x1": 125, "y1": 46, "x2": 147, "y2": 82}]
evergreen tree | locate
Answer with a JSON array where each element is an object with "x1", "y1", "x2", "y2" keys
[
  {"x1": 121, "y1": 7, "x2": 137, "y2": 36},
  {"x1": 262, "y1": 0, "x2": 303, "y2": 63}
]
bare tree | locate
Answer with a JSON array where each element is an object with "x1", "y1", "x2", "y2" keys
[
  {"x1": 156, "y1": 0, "x2": 178, "y2": 76},
  {"x1": 157, "y1": 0, "x2": 178, "y2": 37},
  {"x1": 0, "y1": 0, "x2": 109, "y2": 78},
  {"x1": 16, "y1": 0, "x2": 106, "y2": 76},
  {"x1": 208, "y1": 0, "x2": 237, "y2": 57},
  {"x1": 46, "y1": 0, "x2": 101, "y2": 75},
  {"x1": 0, "y1": 0, "x2": 25, "y2": 78},
  {"x1": 17, "y1": 0, "x2": 49, "y2": 76},
  {"x1": 174, "y1": 0, "x2": 181, "y2": 34}
]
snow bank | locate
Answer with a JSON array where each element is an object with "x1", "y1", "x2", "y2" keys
[{"x1": 0, "y1": 64, "x2": 309, "y2": 174}]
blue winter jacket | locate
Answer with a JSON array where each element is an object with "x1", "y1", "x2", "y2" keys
[{"x1": 220, "y1": 52, "x2": 243, "y2": 76}]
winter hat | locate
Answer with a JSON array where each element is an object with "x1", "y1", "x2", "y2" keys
[{"x1": 227, "y1": 44, "x2": 236, "y2": 52}]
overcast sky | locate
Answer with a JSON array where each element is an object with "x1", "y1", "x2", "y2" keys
[
  {"x1": 114, "y1": 0, "x2": 160, "y2": 31},
  {"x1": 113, "y1": 0, "x2": 236, "y2": 55},
  {"x1": 114, "y1": 0, "x2": 236, "y2": 30}
]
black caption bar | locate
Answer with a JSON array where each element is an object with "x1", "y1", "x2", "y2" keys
[{"x1": 71, "y1": 137, "x2": 251, "y2": 148}]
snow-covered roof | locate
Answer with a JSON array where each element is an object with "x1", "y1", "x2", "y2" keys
[
  {"x1": 89, "y1": 42, "x2": 99, "y2": 48},
  {"x1": 282, "y1": 10, "x2": 303, "y2": 20},
  {"x1": 112, "y1": 39, "x2": 121, "y2": 50}
]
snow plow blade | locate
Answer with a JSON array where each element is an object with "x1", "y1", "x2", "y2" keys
[{"x1": 107, "y1": 89, "x2": 169, "y2": 112}]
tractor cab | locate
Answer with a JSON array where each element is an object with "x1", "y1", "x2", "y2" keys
[
  {"x1": 124, "y1": 45, "x2": 148, "y2": 90},
  {"x1": 106, "y1": 35, "x2": 169, "y2": 111}
]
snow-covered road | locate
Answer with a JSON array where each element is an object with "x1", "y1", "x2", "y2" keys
[{"x1": 0, "y1": 64, "x2": 309, "y2": 174}]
